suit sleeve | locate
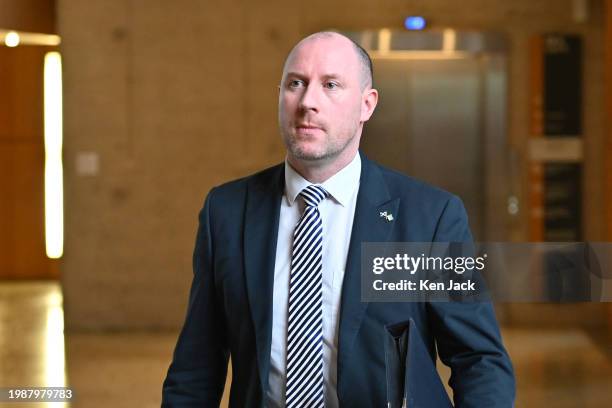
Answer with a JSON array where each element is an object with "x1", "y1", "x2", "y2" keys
[
  {"x1": 162, "y1": 189, "x2": 229, "y2": 407},
  {"x1": 427, "y1": 195, "x2": 516, "y2": 408}
]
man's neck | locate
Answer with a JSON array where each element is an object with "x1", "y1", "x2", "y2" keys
[{"x1": 287, "y1": 149, "x2": 358, "y2": 184}]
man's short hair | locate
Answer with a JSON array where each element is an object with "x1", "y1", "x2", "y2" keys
[
  {"x1": 293, "y1": 31, "x2": 374, "y2": 89},
  {"x1": 350, "y1": 38, "x2": 374, "y2": 89}
]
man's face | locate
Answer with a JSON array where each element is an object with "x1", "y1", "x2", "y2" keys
[{"x1": 278, "y1": 35, "x2": 373, "y2": 163}]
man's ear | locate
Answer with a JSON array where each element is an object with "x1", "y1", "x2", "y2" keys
[{"x1": 360, "y1": 88, "x2": 379, "y2": 122}]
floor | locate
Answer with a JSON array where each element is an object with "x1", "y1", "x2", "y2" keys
[{"x1": 0, "y1": 281, "x2": 611, "y2": 407}]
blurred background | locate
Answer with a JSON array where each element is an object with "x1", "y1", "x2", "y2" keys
[{"x1": 1, "y1": 0, "x2": 611, "y2": 406}]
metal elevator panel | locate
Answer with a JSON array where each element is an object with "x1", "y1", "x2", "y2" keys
[{"x1": 348, "y1": 31, "x2": 509, "y2": 241}]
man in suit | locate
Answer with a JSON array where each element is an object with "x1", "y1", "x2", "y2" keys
[{"x1": 162, "y1": 31, "x2": 515, "y2": 407}]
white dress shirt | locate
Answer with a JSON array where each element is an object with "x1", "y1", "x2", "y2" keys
[{"x1": 267, "y1": 153, "x2": 361, "y2": 408}]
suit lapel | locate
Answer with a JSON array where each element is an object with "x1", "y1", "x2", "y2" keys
[
  {"x1": 243, "y1": 165, "x2": 284, "y2": 396},
  {"x1": 337, "y1": 154, "x2": 400, "y2": 396}
]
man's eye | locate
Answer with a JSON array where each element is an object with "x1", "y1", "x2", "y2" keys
[
  {"x1": 289, "y1": 80, "x2": 304, "y2": 88},
  {"x1": 324, "y1": 82, "x2": 338, "y2": 89}
]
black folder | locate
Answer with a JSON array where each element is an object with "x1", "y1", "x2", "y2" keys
[{"x1": 384, "y1": 319, "x2": 453, "y2": 408}]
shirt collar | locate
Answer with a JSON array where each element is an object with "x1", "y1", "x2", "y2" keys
[{"x1": 284, "y1": 153, "x2": 361, "y2": 207}]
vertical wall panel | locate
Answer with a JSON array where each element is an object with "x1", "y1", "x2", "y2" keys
[
  {"x1": 604, "y1": 0, "x2": 612, "y2": 328},
  {"x1": 0, "y1": 46, "x2": 56, "y2": 279}
]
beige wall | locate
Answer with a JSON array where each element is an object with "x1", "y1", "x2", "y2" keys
[{"x1": 58, "y1": 0, "x2": 607, "y2": 330}]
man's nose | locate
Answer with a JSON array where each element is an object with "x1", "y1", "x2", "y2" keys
[{"x1": 298, "y1": 84, "x2": 320, "y2": 113}]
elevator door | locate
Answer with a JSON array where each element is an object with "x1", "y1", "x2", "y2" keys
[{"x1": 361, "y1": 55, "x2": 506, "y2": 241}]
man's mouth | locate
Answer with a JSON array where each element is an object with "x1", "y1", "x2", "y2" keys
[{"x1": 296, "y1": 123, "x2": 323, "y2": 131}]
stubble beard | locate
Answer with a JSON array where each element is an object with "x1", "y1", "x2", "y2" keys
[{"x1": 282, "y1": 125, "x2": 358, "y2": 163}]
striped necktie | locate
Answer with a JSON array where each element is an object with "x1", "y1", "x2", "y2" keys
[{"x1": 285, "y1": 184, "x2": 328, "y2": 408}]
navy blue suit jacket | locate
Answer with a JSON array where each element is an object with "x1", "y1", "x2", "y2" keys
[{"x1": 162, "y1": 153, "x2": 515, "y2": 407}]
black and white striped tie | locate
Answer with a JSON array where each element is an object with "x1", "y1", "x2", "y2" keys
[{"x1": 285, "y1": 184, "x2": 328, "y2": 408}]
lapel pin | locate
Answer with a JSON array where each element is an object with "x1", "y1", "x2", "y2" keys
[{"x1": 379, "y1": 211, "x2": 394, "y2": 222}]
